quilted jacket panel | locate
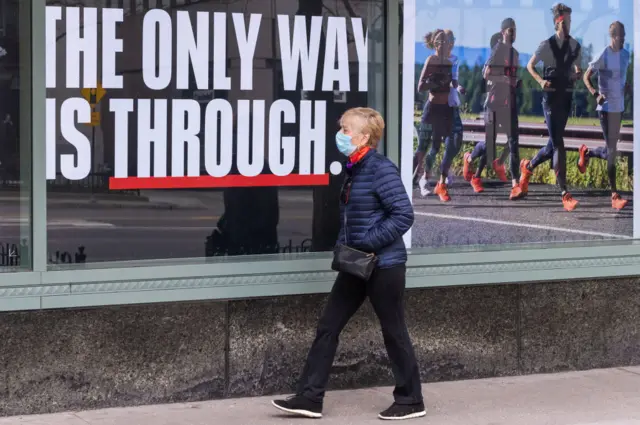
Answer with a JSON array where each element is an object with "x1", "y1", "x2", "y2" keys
[{"x1": 336, "y1": 150, "x2": 414, "y2": 268}]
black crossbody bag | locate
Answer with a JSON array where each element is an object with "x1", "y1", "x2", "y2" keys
[{"x1": 331, "y1": 177, "x2": 378, "y2": 280}]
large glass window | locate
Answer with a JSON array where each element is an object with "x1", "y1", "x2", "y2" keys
[
  {"x1": 1, "y1": 0, "x2": 31, "y2": 272},
  {"x1": 45, "y1": 0, "x2": 385, "y2": 265},
  {"x1": 401, "y1": 0, "x2": 635, "y2": 251}
]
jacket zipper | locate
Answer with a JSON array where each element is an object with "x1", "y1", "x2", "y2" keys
[{"x1": 343, "y1": 203, "x2": 348, "y2": 245}]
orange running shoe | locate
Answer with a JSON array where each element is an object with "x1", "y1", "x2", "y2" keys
[
  {"x1": 509, "y1": 185, "x2": 524, "y2": 200},
  {"x1": 562, "y1": 192, "x2": 578, "y2": 211},
  {"x1": 493, "y1": 159, "x2": 508, "y2": 182},
  {"x1": 434, "y1": 182, "x2": 451, "y2": 202},
  {"x1": 577, "y1": 144, "x2": 589, "y2": 174},
  {"x1": 611, "y1": 193, "x2": 628, "y2": 210},
  {"x1": 470, "y1": 176, "x2": 484, "y2": 193},
  {"x1": 519, "y1": 159, "x2": 533, "y2": 195},
  {"x1": 463, "y1": 152, "x2": 474, "y2": 181}
]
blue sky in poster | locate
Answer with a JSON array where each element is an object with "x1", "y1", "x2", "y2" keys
[{"x1": 414, "y1": 0, "x2": 634, "y2": 65}]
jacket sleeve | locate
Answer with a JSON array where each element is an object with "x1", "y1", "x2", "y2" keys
[{"x1": 360, "y1": 162, "x2": 414, "y2": 252}]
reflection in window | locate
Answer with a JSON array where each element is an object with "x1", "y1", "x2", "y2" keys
[{"x1": 1, "y1": 0, "x2": 30, "y2": 272}]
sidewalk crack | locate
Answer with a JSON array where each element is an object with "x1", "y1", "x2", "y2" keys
[
  {"x1": 71, "y1": 412, "x2": 92, "y2": 424},
  {"x1": 618, "y1": 367, "x2": 640, "y2": 377}
]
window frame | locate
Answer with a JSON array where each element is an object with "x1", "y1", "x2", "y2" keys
[{"x1": 0, "y1": 0, "x2": 639, "y2": 312}]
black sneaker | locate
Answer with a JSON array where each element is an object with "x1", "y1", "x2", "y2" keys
[
  {"x1": 271, "y1": 395, "x2": 323, "y2": 418},
  {"x1": 378, "y1": 402, "x2": 426, "y2": 420}
]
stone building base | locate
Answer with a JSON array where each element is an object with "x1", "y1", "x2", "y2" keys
[{"x1": 1, "y1": 278, "x2": 639, "y2": 416}]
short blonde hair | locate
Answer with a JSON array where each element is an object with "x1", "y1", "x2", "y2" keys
[{"x1": 339, "y1": 107, "x2": 385, "y2": 149}]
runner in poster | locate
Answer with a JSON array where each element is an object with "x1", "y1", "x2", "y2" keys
[
  {"x1": 518, "y1": 3, "x2": 582, "y2": 211},
  {"x1": 404, "y1": 0, "x2": 635, "y2": 249},
  {"x1": 440, "y1": 30, "x2": 466, "y2": 187},
  {"x1": 415, "y1": 30, "x2": 465, "y2": 194},
  {"x1": 579, "y1": 20, "x2": 630, "y2": 210},
  {"x1": 463, "y1": 21, "x2": 522, "y2": 197},
  {"x1": 417, "y1": 29, "x2": 454, "y2": 202}
]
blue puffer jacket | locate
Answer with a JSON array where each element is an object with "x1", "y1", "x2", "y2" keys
[{"x1": 336, "y1": 150, "x2": 414, "y2": 268}]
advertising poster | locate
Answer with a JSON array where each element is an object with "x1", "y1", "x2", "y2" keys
[
  {"x1": 402, "y1": 0, "x2": 637, "y2": 249},
  {"x1": 43, "y1": 0, "x2": 386, "y2": 264}
]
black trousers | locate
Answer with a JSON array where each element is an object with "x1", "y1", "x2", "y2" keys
[
  {"x1": 589, "y1": 111, "x2": 623, "y2": 192},
  {"x1": 530, "y1": 97, "x2": 572, "y2": 192},
  {"x1": 484, "y1": 106, "x2": 521, "y2": 180},
  {"x1": 297, "y1": 265, "x2": 423, "y2": 405}
]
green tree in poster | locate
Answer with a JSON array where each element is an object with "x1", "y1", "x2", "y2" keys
[{"x1": 624, "y1": 52, "x2": 633, "y2": 118}]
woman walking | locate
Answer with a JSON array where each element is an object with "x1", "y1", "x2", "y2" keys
[{"x1": 271, "y1": 107, "x2": 425, "y2": 421}]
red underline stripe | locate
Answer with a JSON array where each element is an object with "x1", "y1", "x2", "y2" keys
[{"x1": 109, "y1": 174, "x2": 330, "y2": 189}]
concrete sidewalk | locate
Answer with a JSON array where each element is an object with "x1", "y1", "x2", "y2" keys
[{"x1": 3, "y1": 367, "x2": 640, "y2": 425}]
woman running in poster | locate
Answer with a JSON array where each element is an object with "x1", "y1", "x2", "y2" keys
[
  {"x1": 416, "y1": 29, "x2": 454, "y2": 202},
  {"x1": 579, "y1": 21, "x2": 630, "y2": 210},
  {"x1": 415, "y1": 30, "x2": 465, "y2": 197}
]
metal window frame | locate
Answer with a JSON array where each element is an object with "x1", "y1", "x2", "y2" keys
[{"x1": 0, "y1": 0, "x2": 639, "y2": 312}]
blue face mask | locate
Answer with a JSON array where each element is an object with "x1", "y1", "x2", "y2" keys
[{"x1": 336, "y1": 131, "x2": 357, "y2": 156}]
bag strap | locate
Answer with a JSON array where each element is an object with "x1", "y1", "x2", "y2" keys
[{"x1": 344, "y1": 210, "x2": 348, "y2": 245}]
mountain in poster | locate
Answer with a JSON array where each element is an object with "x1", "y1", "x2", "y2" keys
[{"x1": 415, "y1": 42, "x2": 532, "y2": 66}]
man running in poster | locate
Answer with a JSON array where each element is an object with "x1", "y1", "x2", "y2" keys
[
  {"x1": 518, "y1": 3, "x2": 582, "y2": 211},
  {"x1": 465, "y1": 18, "x2": 522, "y2": 199},
  {"x1": 578, "y1": 21, "x2": 630, "y2": 210},
  {"x1": 463, "y1": 31, "x2": 513, "y2": 192}
]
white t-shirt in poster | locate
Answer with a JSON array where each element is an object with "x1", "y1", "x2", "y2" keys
[
  {"x1": 448, "y1": 54, "x2": 461, "y2": 107},
  {"x1": 589, "y1": 46, "x2": 630, "y2": 113}
]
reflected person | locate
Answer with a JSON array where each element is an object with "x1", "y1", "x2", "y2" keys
[
  {"x1": 206, "y1": 112, "x2": 279, "y2": 256},
  {"x1": 272, "y1": 108, "x2": 425, "y2": 421}
]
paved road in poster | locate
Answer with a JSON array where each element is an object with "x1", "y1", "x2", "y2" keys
[
  {"x1": 411, "y1": 180, "x2": 632, "y2": 249},
  {"x1": 0, "y1": 184, "x2": 633, "y2": 265}
]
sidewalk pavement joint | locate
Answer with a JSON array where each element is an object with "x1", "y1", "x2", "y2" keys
[{"x1": 619, "y1": 366, "x2": 640, "y2": 376}]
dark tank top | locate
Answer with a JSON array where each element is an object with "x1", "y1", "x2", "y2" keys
[{"x1": 427, "y1": 63, "x2": 452, "y2": 93}]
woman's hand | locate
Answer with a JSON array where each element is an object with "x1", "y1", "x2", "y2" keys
[
  {"x1": 596, "y1": 93, "x2": 607, "y2": 106},
  {"x1": 539, "y1": 79, "x2": 554, "y2": 91}
]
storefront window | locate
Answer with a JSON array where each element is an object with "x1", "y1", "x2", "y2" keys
[
  {"x1": 401, "y1": 0, "x2": 635, "y2": 251},
  {"x1": 45, "y1": 0, "x2": 385, "y2": 265},
  {"x1": 1, "y1": 0, "x2": 31, "y2": 272}
]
